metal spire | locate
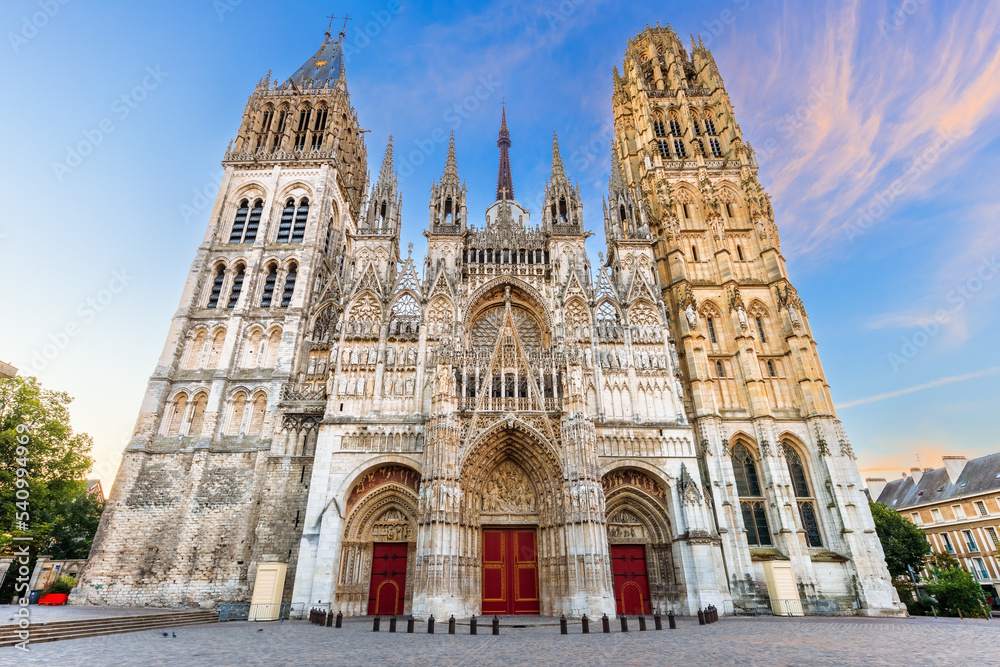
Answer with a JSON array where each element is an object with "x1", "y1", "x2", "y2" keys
[{"x1": 496, "y1": 106, "x2": 514, "y2": 201}]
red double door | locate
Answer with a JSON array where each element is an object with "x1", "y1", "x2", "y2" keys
[
  {"x1": 611, "y1": 544, "x2": 651, "y2": 615},
  {"x1": 367, "y1": 543, "x2": 407, "y2": 615},
  {"x1": 481, "y1": 528, "x2": 540, "y2": 615}
]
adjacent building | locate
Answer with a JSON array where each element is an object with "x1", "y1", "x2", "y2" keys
[{"x1": 870, "y1": 454, "x2": 1000, "y2": 609}]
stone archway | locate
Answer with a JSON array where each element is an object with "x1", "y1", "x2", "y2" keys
[
  {"x1": 336, "y1": 465, "x2": 420, "y2": 615},
  {"x1": 602, "y1": 468, "x2": 682, "y2": 612}
]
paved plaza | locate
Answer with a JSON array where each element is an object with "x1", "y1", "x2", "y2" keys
[{"x1": 6, "y1": 613, "x2": 995, "y2": 666}]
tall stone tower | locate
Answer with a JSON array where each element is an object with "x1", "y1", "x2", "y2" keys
[{"x1": 611, "y1": 25, "x2": 900, "y2": 612}]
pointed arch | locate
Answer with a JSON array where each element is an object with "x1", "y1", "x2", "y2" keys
[
  {"x1": 227, "y1": 391, "x2": 249, "y2": 435},
  {"x1": 182, "y1": 328, "x2": 208, "y2": 369},
  {"x1": 187, "y1": 392, "x2": 209, "y2": 435}
]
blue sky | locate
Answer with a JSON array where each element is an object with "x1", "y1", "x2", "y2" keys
[{"x1": 1, "y1": 0, "x2": 998, "y2": 488}]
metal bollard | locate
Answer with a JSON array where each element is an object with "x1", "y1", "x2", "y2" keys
[
  {"x1": 698, "y1": 608, "x2": 705, "y2": 625},
  {"x1": 309, "y1": 609, "x2": 314, "y2": 624},
  {"x1": 560, "y1": 614, "x2": 567, "y2": 635},
  {"x1": 602, "y1": 613, "x2": 610, "y2": 634},
  {"x1": 428, "y1": 615, "x2": 435, "y2": 634},
  {"x1": 389, "y1": 615, "x2": 397, "y2": 633},
  {"x1": 407, "y1": 615, "x2": 415, "y2": 633},
  {"x1": 336, "y1": 611, "x2": 343, "y2": 628},
  {"x1": 668, "y1": 610, "x2": 676, "y2": 630},
  {"x1": 638, "y1": 615, "x2": 646, "y2": 631},
  {"x1": 581, "y1": 614, "x2": 589, "y2": 634},
  {"x1": 449, "y1": 615, "x2": 456, "y2": 635},
  {"x1": 653, "y1": 610, "x2": 662, "y2": 631},
  {"x1": 492, "y1": 616, "x2": 500, "y2": 635},
  {"x1": 620, "y1": 614, "x2": 629, "y2": 632},
  {"x1": 713, "y1": 605, "x2": 719, "y2": 622},
  {"x1": 470, "y1": 615, "x2": 477, "y2": 635},
  {"x1": 373, "y1": 615, "x2": 381, "y2": 632},
  {"x1": 326, "y1": 611, "x2": 334, "y2": 627}
]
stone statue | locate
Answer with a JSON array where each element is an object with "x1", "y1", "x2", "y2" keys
[{"x1": 685, "y1": 304, "x2": 697, "y2": 328}]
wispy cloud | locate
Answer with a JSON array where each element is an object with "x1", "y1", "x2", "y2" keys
[{"x1": 837, "y1": 366, "x2": 1000, "y2": 409}]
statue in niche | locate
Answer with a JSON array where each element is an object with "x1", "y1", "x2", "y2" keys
[
  {"x1": 685, "y1": 304, "x2": 697, "y2": 328},
  {"x1": 386, "y1": 346, "x2": 395, "y2": 366}
]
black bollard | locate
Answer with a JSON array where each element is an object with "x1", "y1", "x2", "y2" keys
[
  {"x1": 492, "y1": 616, "x2": 500, "y2": 635},
  {"x1": 336, "y1": 611, "x2": 343, "y2": 628},
  {"x1": 602, "y1": 613, "x2": 610, "y2": 634},
  {"x1": 449, "y1": 615, "x2": 456, "y2": 635},
  {"x1": 668, "y1": 610, "x2": 676, "y2": 630},
  {"x1": 581, "y1": 614, "x2": 590, "y2": 634},
  {"x1": 653, "y1": 610, "x2": 662, "y2": 631},
  {"x1": 470, "y1": 615, "x2": 477, "y2": 635},
  {"x1": 698, "y1": 608, "x2": 706, "y2": 625},
  {"x1": 373, "y1": 615, "x2": 381, "y2": 632},
  {"x1": 389, "y1": 615, "x2": 397, "y2": 633},
  {"x1": 560, "y1": 614, "x2": 567, "y2": 635},
  {"x1": 428, "y1": 615, "x2": 435, "y2": 634},
  {"x1": 407, "y1": 615, "x2": 415, "y2": 633},
  {"x1": 713, "y1": 605, "x2": 719, "y2": 622},
  {"x1": 309, "y1": 608, "x2": 314, "y2": 624},
  {"x1": 326, "y1": 611, "x2": 334, "y2": 627},
  {"x1": 620, "y1": 614, "x2": 629, "y2": 632},
  {"x1": 638, "y1": 615, "x2": 646, "y2": 631}
]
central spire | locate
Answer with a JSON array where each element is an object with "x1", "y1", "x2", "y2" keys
[{"x1": 496, "y1": 107, "x2": 514, "y2": 201}]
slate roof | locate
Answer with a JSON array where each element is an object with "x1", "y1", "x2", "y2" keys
[
  {"x1": 283, "y1": 32, "x2": 345, "y2": 88},
  {"x1": 876, "y1": 452, "x2": 1000, "y2": 509}
]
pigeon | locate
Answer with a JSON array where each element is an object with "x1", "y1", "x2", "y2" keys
[
  {"x1": 162, "y1": 632, "x2": 168, "y2": 637},
  {"x1": 171, "y1": 632, "x2": 176, "y2": 638},
  {"x1": 257, "y1": 629, "x2": 263, "y2": 632}
]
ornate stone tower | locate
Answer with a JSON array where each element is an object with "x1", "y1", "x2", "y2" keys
[{"x1": 610, "y1": 25, "x2": 901, "y2": 613}]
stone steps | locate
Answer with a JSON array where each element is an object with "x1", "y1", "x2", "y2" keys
[{"x1": 0, "y1": 610, "x2": 218, "y2": 648}]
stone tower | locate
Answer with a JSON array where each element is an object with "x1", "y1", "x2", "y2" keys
[{"x1": 610, "y1": 25, "x2": 901, "y2": 612}]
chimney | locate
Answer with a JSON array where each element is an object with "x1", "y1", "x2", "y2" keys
[
  {"x1": 909, "y1": 467, "x2": 923, "y2": 483},
  {"x1": 943, "y1": 456, "x2": 968, "y2": 485},
  {"x1": 866, "y1": 478, "x2": 888, "y2": 501}
]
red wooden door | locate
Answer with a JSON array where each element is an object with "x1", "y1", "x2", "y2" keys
[
  {"x1": 368, "y1": 543, "x2": 407, "y2": 615},
  {"x1": 482, "y1": 528, "x2": 540, "y2": 615},
  {"x1": 611, "y1": 544, "x2": 651, "y2": 615}
]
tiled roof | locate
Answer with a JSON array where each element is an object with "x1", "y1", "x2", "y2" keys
[
  {"x1": 283, "y1": 33, "x2": 344, "y2": 88},
  {"x1": 876, "y1": 452, "x2": 1000, "y2": 509}
]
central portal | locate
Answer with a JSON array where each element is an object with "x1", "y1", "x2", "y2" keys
[{"x1": 481, "y1": 527, "x2": 540, "y2": 614}]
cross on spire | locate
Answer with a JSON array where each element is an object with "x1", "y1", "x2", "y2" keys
[{"x1": 326, "y1": 12, "x2": 351, "y2": 37}]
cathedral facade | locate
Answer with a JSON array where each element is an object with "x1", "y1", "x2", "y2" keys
[{"x1": 76, "y1": 25, "x2": 902, "y2": 617}]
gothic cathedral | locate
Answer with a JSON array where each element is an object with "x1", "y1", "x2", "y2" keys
[{"x1": 77, "y1": 25, "x2": 902, "y2": 617}]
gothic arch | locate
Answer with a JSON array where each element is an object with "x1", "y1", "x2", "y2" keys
[
  {"x1": 466, "y1": 276, "x2": 553, "y2": 334},
  {"x1": 275, "y1": 181, "x2": 314, "y2": 204}
]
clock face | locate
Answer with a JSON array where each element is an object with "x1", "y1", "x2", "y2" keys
[{"x1": 471, "y1": 305, "x2": 542, "y2": 351}]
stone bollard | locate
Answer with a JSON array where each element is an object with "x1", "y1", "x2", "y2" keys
[
  {"x1": 336, "y1": 611, "x2": 343, "y2": 628},
  {"x1": 407, "y1": 615, "x2": 415, "y2": 633},
  {"x1": 560, "y1": 615, "x2": 567, "y2": 635},
  {"x1": 668, "y1": 611, "x2": 676, "y2": 630},
  {"x1": 373, "y1": 615, "x2": 381, "y2": 632},
  {"x1": 698, "y1": 608, "x2": 706, "y2": 625},
  {"x1": 620, "y1": 615, "x2": 629, "y2": 632},
  {"x1": 470, "y1": 615, "x2": 477, "y2": 635},
  {"x1": 389, "y1": 615, "x2": 397, "y2": 633},
  {"x1": 449, "y1": 615, "x2": 456, "y2": 635},
  {"x1": 581, "y1": 614, "x2": 590, "y2": 634},
  {"x1": 654, "y1": 610, "x2": 662, "y2": 631},
  {"x1": 638, "y1": 615, "x2": 646, "y2": 631},
  {"x1": 492, "y1": 616, "x2": 500, "y2": 635},
  {"x1": 428, "y1": 615, "x2": 435, "y2": 634},
  {"x1": 602, "y1": 613, "x2": 610, "y2": 634}
]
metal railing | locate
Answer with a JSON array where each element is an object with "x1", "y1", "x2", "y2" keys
[
  {"x1": 218, "y1": 602, "x2": 300, "y2": 622},
  {"x1": 724, "y1": 598, "x2": 842, "y2": 617}
]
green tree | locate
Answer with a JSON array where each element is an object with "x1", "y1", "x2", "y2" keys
[
  {"x1": 0, "y1": 376, "x2": 99, "y2": 596},
  {"x1": 869, "y1": 500, "x2": 931, "y2": 578},
  {"x1": 924, "y1": 553, "x2": 989, "y2": 618}
]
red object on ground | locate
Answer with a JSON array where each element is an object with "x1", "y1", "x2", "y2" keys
[{"x1": 38, "y1": 593, "x2": 69, "y2": 606}]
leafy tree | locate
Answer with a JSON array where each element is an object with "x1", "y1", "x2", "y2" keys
[
  {"x1": 0, "y1": 376, "x2": 100, "y2": 596},
  {"x1": 869, "y1": 500, "x2": 931, "y2": 578},
  {"x1": 924, "y1": 554, "x2": 989, "y2": 618}
]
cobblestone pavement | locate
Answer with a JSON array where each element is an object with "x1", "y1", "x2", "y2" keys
[{"x1": 8, "y1": 614, "x2": 995, "y2": 666}]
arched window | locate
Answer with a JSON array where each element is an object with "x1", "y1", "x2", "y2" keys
[
  {"x1": 707, "y1": 317, "x2": 717, "y2": 344},
  {"x1": 184, "y1": 330, "x2": 207, "y2": 369},
  {"x1": 248, "y1": 392, "x2": 267, "y2": 434},
  {"x1": 756, "y1": 316, "x2": 767, "y2": 343},
  {"x1": 280, "y1": 263, "x2": 297, "y2": 308},
  {"x1": 785, "y1": 444, "x2": 822, "y2": 547},
  {"x1": 227, "y1": 392, "x2": 247, "y2": 435},
  {"x1": 716, "y1": 360, "x2": 725, "y2": 378},
  {"x1": 596, "y1": 301, "x2": 620, "y2": 326},
  {"x1": 657, "y1": 139, "x2": 670, "y2": 158},
  {"x1": 207, "y1": 329, "x2": 227, "y2": 368},
  {"x1": 736, "y1": 244, "x2": 744, "y2": 260},
  {"x1": 229, "y1": 200, "x2": 249, "y2": 243},
  {"x1": 264, "y1": 328, "x2": 282, "y2": 367},
  {"x1": 767, "y1": 360, "x2": 776, "y2": 377},
  {"x1": 705, "y1": 117, "x2": 717, "y2": 135},
  {"x1": 165, "y1": 393, "x2": 188, "y2": 436},
  {"x1": 227, "y1": 264, "x2": 245, "y2": 308},
  {"x1": 260, "y1": 263, "x2": 277, "y2": 307},
  {"x1": 710, "y1": 138, "x2": 723, "y2": 157},
  {"x1": 243, "y1": 329, "x2": 262, "y2": 368},
  {"x1": 653, "y1": 119, "x2": 666, "y2": 137},
  {"x1": 207, "y1": 264, "x2": 225, "y2": 308},
  {"x1": 690, "y1": 244, "x2": 698, "y2": 260},
  {"x1": 244, "y1": 199, "x2": 263, "y2": 243},
  {"x1": 673, "y1": 139, "x2": 687, "y2": 158},
  {"x1": 291, "y1": 198, "x2": 309, "y2": 243},
  {"x1": 188, "y1": 393, "x2": 208, "y2": 435},
  {"x1": 732, "y1": 442, "x2": 771, "y2": 546},
  {"x1": 276, "y1": 198, "x2": 295, "y2": 242}
]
